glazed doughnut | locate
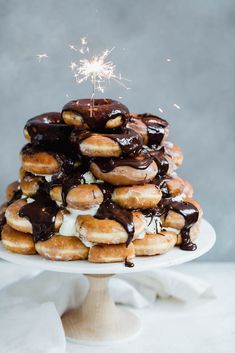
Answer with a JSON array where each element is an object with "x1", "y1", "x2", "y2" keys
[
  {"x1": 88, "y1": 243, "x2": 135, "y2": 263},
  {"x1": 163, "y1": 141, "x2": 183, "y2": 168},
  {"x1": 125, "y1": 113, "x2": 169, "y2": 146},
  {"x1": 70, "y1": 128, "x2": 142, "y2": 157},
  {"x1": 1, "y1": 224, "x2": 36, "y2": 255},
  {"x1": 182, "y1": 178, "x2": 194, "y2": 198},
  {"x1": 161, "y1": 198, "x2": 203, "y2": 230},
  {"x1": 90, "y1": 155, "x2": 158, "y2": 185},
  {"x1": 20, "y1": 173, "x2": 43, "y2": 197},
  {"x1": 133, "y1": 230, "x2": 177, "y2": 256},
  {"x1": 76, "y1": 211, "x2": 145, "y2": 245},
  {"x1": 50, "y1": 183, "x2": 104, "y2": 210},
  {"x1": 5, "y1": 199, "x2": 63, "y2": 239},
  {"x1": 62, "y1": 98, "x2": 129, "y2": 129},
  {"x1": 152, "y1": 174, "x2": 189, "y2": 199},
  {"x1": 112, "y1": 184, "x2": 162, "y2": 209},
  {"x1": 5, "y1": 181, "x2": 20, "y2": 202},
  {"x1": 35, "y1": 235, "x2": 89, "y2": 261},
  {"x1": 21, "y1": 144, "x2": 61, "y2": 175},
  {"x1": 24, "y1": 112, "x2": 71, "y2": 146}
]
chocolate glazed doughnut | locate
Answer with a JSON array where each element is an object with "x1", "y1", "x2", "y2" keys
[
  {"x1": 70, "y1": 127, "x2": 142, "y2": 158},
  {"x1": 90, "y1": 154, "x2": 158, "y2": 185},
  {"x1": 24, "y1": 112, "x2": 71, "y2": 146},
  {"x1": 124, "y1": 113, "x2": 169, "y2": 146},
  {"x1": 62, "y1": 98, "x2": 129, "y2": 129}
]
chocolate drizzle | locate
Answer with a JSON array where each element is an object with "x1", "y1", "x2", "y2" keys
[
  {"x1": 71, "y1": 127, "x2": 142, "y2": 156},
  {"x1": 24, "y1": 112, "x2": 71, "y2": 146},
  {"x1": 149, "y1": 147, "x2": 169, "y2": 176},
  {"x1": 159, "y1": 199, "x2": 199, "y2": 251},
  {"x1": 19, "y1": 199, "x2": 60, "y2": 242},
  {"x1": 93, "y1": 154, "x2": 154, "y2": 173},
  {"x1": 95, "y1": 199, "x2": 134, "y2": 246},
  {"x1": 124, "y1": 257, "x2": 134, "y2": 267},
  {"x1": 62, "y1": 98, "x2": 129, "y2": 130},
  {"x1": 21, "y1": 144, "x2": 76, "y2": 175},
  {"x1": 139, "y1": 114, "x2": 168, "y2": 147}
]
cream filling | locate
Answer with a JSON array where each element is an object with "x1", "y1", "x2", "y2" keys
[
  {"x1": 163, "y1": 227, "x2": 180, "y2": 235},
  {"x1": 144, "y1": 215, "x2": 162, "y2": 235},
  {"x1": 58, "y1": 205, "x2": 99, "y2": 248},
  {"x1": 82, "y1": 171, "x2": 104, "y2": 184},
  {"x1": 171, "y1": 193, "x2": 185, "y2": 202}
]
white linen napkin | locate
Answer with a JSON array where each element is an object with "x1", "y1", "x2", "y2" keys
[{"x1": 0, "y1": 263, "x2": 214, "y2": 353}]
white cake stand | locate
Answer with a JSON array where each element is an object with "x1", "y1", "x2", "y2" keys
[{"x1": 0, "y1": 218, "x2": 215, "y2": 345}]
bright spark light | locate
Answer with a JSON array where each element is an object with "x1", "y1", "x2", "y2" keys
[
  {"x1": 166, "y1": 58, "x2": 171, "y2": 62},
  {"x1": 70, "y1": 45, "x2": 130, "y2": 95},
  {"x1": 173, "y1": 103, "x2": 181, "y2": 110},
  {"x1": 35, "y1": 53, "x2": 48, "y2": 62},
  {"x1": 158, "y1": 107, "x2": 164, "y2": 113}
]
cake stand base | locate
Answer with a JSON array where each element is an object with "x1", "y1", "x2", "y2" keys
[{"x1": 62, "y1": 274, "x2": 141, "y2": 344}]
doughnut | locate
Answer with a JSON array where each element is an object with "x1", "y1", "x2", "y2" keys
[
  {"x1": 35, "y1": 235, "x2": 89, "y2": 261},
  {"x1": 0, "y1": 202, "x2": 8, "y2": 236},
  {"x1": 21, "y1": 144, "x2": 76, "y2": 175},
  {"x1": 163, "y1": 141, "x2": 183, "y2": 167},
  {"x1": 24, "y1": 112, "x2": 71, "y2": 146},
  {"x1": 182, "y1": 178, "x2": 194, "y2": 198},
  {"x1": 147, "y1": 147, "x2": 176, "y2": 175},
  {"x1": 5, "y1": 181, "x2": 20, "y2": 202},
  {"x1": 62, "y1": 98, "x2": 129, "y2": 129},
  {"x1": 160, "y1": 197, "x2": 203, "y2": 250},
  {"x1": 125, "y1": 113, "x2": 169, "y2": 146},
  {"x1": 90, "y1": 154, "x2": 158, "y2": 185},
  {"x1": 1, "y1": 224, "x2": 36, "y2": 255},
  {"x1": 133, "y1": 230, "x2": 177, "y2": 256},
  {"x1": 20, "y1": 173, "x2": 43, "y2": 197},
  {"x1": 88, "y1": 243, "x2": 135, "y2": 263},
  {"x1": 76, "y1": 211, "x2": 145, "y2": 245},
  {"x1": 112, "y1": 184, "x2": 162, "y2": 209},
  {"x1": 5, "y1": 199, "x2": 63, "y2": 241},
  {"x1": 70, "y1": 128, "x2": 142, "y2": 157},
  {"x1": 50, "y1": 183, "x2": 104, "y2": 209},
  {"x1": 151, "y1": 174, "x2": 187, "y2": 199}
]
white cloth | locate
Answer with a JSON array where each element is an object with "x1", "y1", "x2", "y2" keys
[{"x1": 0, "y1": 263, "x2": 214, "y2": 353}]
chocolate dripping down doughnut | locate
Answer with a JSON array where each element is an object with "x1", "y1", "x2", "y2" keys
[
  {"x1": 93, "y1": 183, "x2": 134, "y2": 247},
  {"x1": 19, "y1": 199, "x2": 60, "y2": 243},
  {"x1": 148, "y1": 147, "x2": 170, "y2": 176},
  {"x1": 62, "y1": 98, "x2": 129, "y2": 130},
  {"x1": 21, "y1": 144, "x2": 77, "y2": 175},
  {"x1": 160, "y1": 199, "x2": 199, "y2": 250},
  {"x1": 24, "y1": 112, "x2": 72, "y2": 146},
  {"x1": 124, "y1": 114, "x2": 169, "y2": 147},
  {"x1": 70, "y1": 127, "x2": 143, "y2": 157}
]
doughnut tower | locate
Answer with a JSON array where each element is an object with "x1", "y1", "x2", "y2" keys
[{"x1": 0, "y1": 99, "x2": 203, "y2": 266}]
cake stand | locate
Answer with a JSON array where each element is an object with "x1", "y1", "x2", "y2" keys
[{"x1": 0, "y1": 218, "x2": 215, "y2": 345}]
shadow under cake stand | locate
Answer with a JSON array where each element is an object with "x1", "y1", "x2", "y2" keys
[{"x1": 0, "y1": 218, "x2": 215, "y2": 345}]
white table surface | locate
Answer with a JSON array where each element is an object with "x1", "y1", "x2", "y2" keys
[{"x1": 0, "y1": 260, "x2": 234, "y2": 353}]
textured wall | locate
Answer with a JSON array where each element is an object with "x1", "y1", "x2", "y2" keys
[{"x1": 0, "y1": 0, "x2": 234, "y2": 260}]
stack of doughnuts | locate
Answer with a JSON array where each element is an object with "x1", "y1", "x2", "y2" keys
[{"x1": 0, "y1": 99, "x2": 203, "y2": 266}]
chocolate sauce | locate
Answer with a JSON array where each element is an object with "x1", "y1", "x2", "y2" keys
[
  {"x1": 160, "y1": 199, "x2": 199, "y2": 251},
  {"x1": 19, "y1": 199, "x2": 60, "y2": 242},
  {"x1": 70, "y1": 127, "x2": 142, "y2": 156},
  {"x1": 62, "y1": 99, "x2": 129, "y2": 130},
  {"x1": 124, "y1": 257, "x2": 134, "y2": 267},
  {"x1": 139, "y1": 114, "x2": 168, "y2": 147},
  {"x1": 21, "y1": 144, "x2": 76, "y2": 175},
  {"x1": 149, "y1": 147, "x2": 169, "y2": 176},
  {"x1": 93, "y1": 154, "x2": 154, "y2": 173},
  {"x1": 24, "y1": 112, "x2": 71, "y2": 146},
  {"x1": 95, "y1": 200, "x2": 134, "y2": 246}
]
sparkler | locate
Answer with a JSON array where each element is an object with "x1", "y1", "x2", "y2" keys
[
  {"x1": 173, "y1": 103, "x2": 181, "y2": 110},
  {"x1": 69, "y1": 38, "x2": 130, "y2": 104}
]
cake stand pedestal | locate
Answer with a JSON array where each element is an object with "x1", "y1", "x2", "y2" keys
[{"x1": 0, "y1": 218, "x2": 215, "y2": 345}]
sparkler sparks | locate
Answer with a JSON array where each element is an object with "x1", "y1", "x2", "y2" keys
[
  {"x1": 69, "y1": 38, "x2": 130, "y2": 96},
  {"x1": 35, "y1": 53, "x2": 48, "y2": 62},
  {"x1": 158, "y1": 107, "x2": 164, "y2": 113},
  {"x1": 173, "y1": 103, "x2": 181, "y2": 110}
]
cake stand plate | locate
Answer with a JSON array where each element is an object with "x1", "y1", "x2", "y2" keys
[{"x1": 0, "y1": 218, "x2": 215, "y2": 345}]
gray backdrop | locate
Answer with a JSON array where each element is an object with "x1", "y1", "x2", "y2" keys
[{"x1": 0, "y1": 0, "x2": 234, "y2": 261}]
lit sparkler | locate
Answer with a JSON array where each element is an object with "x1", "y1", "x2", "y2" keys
[{"x1": 69, "y1": 38, "x2": 130, "y2": 101}]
